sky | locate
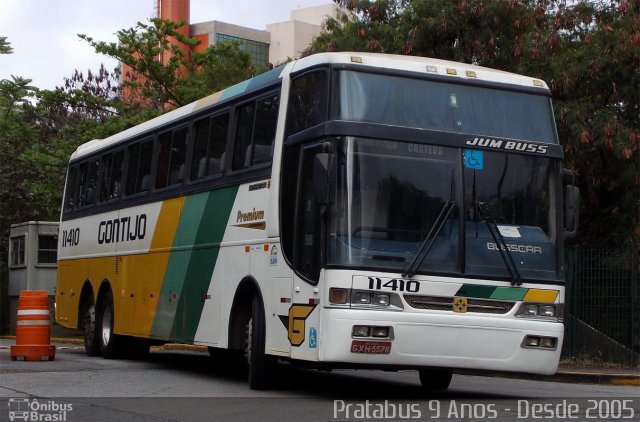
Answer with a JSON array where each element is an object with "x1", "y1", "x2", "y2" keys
[{"x1": 0, "y1": 0, "x2": 333, "y2": 90}]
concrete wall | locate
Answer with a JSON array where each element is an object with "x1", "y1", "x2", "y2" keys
[
  {"x1": 267, "y1": 4, "x2": 340, "y2": 65},
  {"x1": 8, "y1": 222, "x2": 60, "y2": 335}
]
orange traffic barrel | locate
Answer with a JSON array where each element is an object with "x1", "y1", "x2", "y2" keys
[{"x1": 10, "y1": 290, "x2": 56, "y2": 361}]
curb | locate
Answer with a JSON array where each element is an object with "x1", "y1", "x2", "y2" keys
[
  {"x1": 554, "y1": 370, "x2": 640, "y2": 387},
  {"x1": 455, "y1": 368, "x2": 640, "y2": 387},
  {"x1": 1, "y1": 336, "x2": 207, "y2": 352}
]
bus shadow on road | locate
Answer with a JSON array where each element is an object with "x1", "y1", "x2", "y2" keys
[{"x1": 144, "y1": 350, "x2": 518, "y2": 400}]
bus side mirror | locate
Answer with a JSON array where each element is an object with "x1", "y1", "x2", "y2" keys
[
  {"x1": 313, "y1": 153, "x2": 332, "y2": 206},
  {"x1": 563, "y1": 169, "x2": 579, "y2": 239}
]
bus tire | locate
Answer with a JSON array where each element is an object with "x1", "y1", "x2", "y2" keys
[
  {"x1": 98, "y1": 290, "x2": 122, "y2": 359},
  {"x1": 247, "y1": 296, "x2": 277, "y2": 390},
  {"x1": 82, "y1": 303, "x2": 101, "y2": 357},
  {"x1": 418, "y1": 368, "x2": 453, "y2": 391}
]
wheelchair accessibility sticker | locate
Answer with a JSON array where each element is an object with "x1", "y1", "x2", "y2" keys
[{"x1": 464, "y1": 150, "x2": 484, "y2": 170}]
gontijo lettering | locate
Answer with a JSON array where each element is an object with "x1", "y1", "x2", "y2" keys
[{"x1": 98, "y1": 214, "x2": 147, "y2": 244}]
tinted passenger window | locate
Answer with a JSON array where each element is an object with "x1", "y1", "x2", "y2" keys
[
  {"x1": 99, "y1": 150, "x2": 124, "y2": 202},
  {"x1": 191, "y1": 113, "x2": 229, "y2": 180},
  {"x1": 156, "y1": 127, "x2": 188, "y2": 189},
  {"x1": 232, "y1": 102, "x2": 255, "y2": 170},
  {"x1": 286, "y1": 70, "x2": 328, "y2": 137},
  {"x1": 76, "y1": 159, "x2": 99, "y2": 208},
  {"x1": 63, "y1": 166, "x2": 78, "y2": 212},
  {"x1": 231, "y1": 93, "x2": 279, "y2": 171},
  {"x1": 126, "y1": 139, "x2": 153, "y2": 196},
  {"x1": 253, "y1": 95, "x2": 279, "y2": 165}
]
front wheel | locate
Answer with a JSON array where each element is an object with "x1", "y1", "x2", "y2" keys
[
  {"x1": 246, "y1": 296, "x2": 277, "y2": 390},
  {"x1": 418, "y1": 368, "x2": 453, "y2": 391}
]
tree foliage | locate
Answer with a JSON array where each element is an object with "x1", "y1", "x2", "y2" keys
[
  {"x1": 0, "y1": 19, "x2": 259, "y2": 306},
  {"x1": 79, "y1": 18, "x2": 255, "y2": 110},
  {"x1": 0, "y1": 37, "x2": 13, "y2": 54},
  {"x1": 309, "y1": 0, "x2": 639, "y2": 244}
]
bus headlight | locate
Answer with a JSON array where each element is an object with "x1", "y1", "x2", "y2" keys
[
  {"x1": 328, "y1": 288, "x2": 403, "y2": 310},
  {"x1": 372, "y1": 293, "x2": 390, "y2": 306},
  {"x1": 516, "y1": 303, "x2": 562, "y2": 321},
  {"x1": 352, "y1": 325, "x2": 371, "y2": 337},
  {"x1": 353, "y1": 291, "x2": 372, "y2": 304},
  {"x1": 540, "y1": 305, "x2": 556, "y2": 317}
]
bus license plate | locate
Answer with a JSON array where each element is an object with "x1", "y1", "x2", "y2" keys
[{"x1": 351, "y1": 340, "x2": 391, "y2": 354}]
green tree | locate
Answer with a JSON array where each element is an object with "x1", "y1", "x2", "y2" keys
[
  {"x1": 79, "y1": 18, "x2": 256, "y2": 110},
  {"x1": 0, "y1": 36, "x2": 13, "y2": 54},
  {"x1": 309, "y1": 0, "x2": 639, "y2": 244}
]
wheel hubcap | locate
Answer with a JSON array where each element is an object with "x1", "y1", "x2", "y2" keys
[{"x1": 101, "y1": 305, "x2": 112, "y2": 346}]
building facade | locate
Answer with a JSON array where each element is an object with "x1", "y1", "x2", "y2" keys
[{"x1": 190, "y1": 4, "x2": 340, "y2": 68}]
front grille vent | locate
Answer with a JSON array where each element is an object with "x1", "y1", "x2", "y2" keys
[{"x1": 403, "y1": 294, "x2": 515, "y2": 314}]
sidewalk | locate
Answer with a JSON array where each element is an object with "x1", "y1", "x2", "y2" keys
[{"x1": 2, "y1": 336, "x2": 638, "y2": 386}]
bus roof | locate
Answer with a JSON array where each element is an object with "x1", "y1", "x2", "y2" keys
[{"x1": 71, "y1": 52, "x2": 549, "y2": 161}]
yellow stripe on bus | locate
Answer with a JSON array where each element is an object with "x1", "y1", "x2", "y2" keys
[
  {"x1": 523, "y1": 289, "x2": 558, "y2": 303},
  {"x1": 120, "y1": 196, "x2": 186, "y2": 336}
]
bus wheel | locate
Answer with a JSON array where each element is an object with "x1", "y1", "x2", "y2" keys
[
  {"x1": 98, "y1": 290, "x2": 122, "y2": 359},
  {"x1": 246, "y1": 296, "x2": 277, "y2": 390},
  {"x1": 82, "y1": 303, "x2": 101, "y2": 357},
  {"x1": 418, "y1": 368, "x2": 453, "y2": 391}
]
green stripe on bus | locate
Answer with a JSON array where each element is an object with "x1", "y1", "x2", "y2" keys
[
  {"x1": 172, "y1": 186, "x2": 238, "y2": 341},
  {"x1": 455, "y1": 284, "x2": 497, "y2": 299},
  {"x1": 489, "y1": 287, "x2": 528, "y2": 301},
  {"x1": 456, "y1": 284, "x2": 530, "y2": 300},
  {"x1": 150, "y1": 186, "x2": 238, "y2": 340}
]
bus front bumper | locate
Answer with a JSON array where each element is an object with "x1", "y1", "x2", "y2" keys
[{"x1": 319, "y1": 308, "x2": 564, "y2": 375}]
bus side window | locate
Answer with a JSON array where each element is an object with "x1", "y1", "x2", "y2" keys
[
  {"x1": 63, "y1": 166, "x2": 78, "y2": 213},
  {"x1": 77, "y1": 159, "x2": 98, "y2": 208},
  {"x1": 231, "y1": 93, "x2": 279, "y2": 171},
  {"x1": 252, "y1": 95, "x2": 279, "y2": 165},
  {"x1": 126, "y1": 139, "x2": 153, "y2": 196},
  {"x1": 155, "y1": 131, "x2": 172, "y2": 189},
  {"x1": 109, "y1": 150, "x2": 124, "y2": 200},
  {"x1": 99, "y1": 153, "x2": 113, "y2": 203},
  {"x1": 191, "y1": 117, "x2": 211, "y2": 180},
  {"x1": 138, "y1": 141, "x2": 153, "y2": 192},
  {"x1": 190, "y1": 112, "x2": 229, "y2": 181},
  {"x1": 168, "y1": 127, "x2": 188, "y2": 185},
  {"x1": 126, "y1": 143, "x2": 141, "y2": 196},
  {"x1": 232, "y1": 102, "x2": 255, "y2": 171},
  {"x1": 156, "y1": 127, "x2": 188, "y2": 189},
  {"x1": 286, "y1": 70, "x2": 328, "y2": 137}
]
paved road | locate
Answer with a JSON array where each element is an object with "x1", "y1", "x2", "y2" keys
[{"x1": 1, "y1": 345, "x2": 638, "y2": 422}]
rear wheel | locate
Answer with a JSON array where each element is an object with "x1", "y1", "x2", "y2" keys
[
  {"x1": 418, "y1": 368, "x2": 453, "y2": 391},
  {"x1": 82, "y1": 302, "x2": 101, "y2": 357},
  {"x1": 98, "y1": 290, "x2": 123, "y2": 359},
  {"x1": 246, "y1": 296, "x2": 277, "y2": 390}
]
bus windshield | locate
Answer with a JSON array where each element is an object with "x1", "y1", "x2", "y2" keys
[
  {"x1": 326, "y1": 137, "x2": 561, "y2": 282},
  {"x1": 333, "y1": 70, "x2": 558, "y2": 144}
]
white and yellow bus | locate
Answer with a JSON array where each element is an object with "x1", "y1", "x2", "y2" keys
[{"x1": 56, "y1": 52, "x2": 578, "y2": 390}]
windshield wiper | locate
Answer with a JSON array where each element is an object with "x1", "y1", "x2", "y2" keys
[
  {"x1": 402, "y1": 200, "x2": 455, "y2": 279},
  {"x1": 476, "y1": 202, "x2": 522, "y2": 286}
]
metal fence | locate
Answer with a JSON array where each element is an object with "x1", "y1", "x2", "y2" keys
[{"x1": 564, "y1": 243, "x2": 639, "y2": 366}]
